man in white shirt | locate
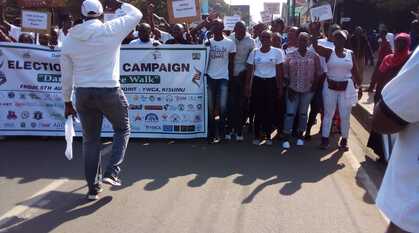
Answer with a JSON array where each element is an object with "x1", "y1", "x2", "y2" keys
[
  {"x1": 61, "y1": 0, "x2": 142, "y2": 200},
  {"x1": 129, "y1": 23, "x2": 160, "y2": 46},
  {"x1": 372, "y1": 47, "x2": 419, "y2": 233},
  {"x1": 206, "y1": 19, "x2": 236, "y2": 143}
]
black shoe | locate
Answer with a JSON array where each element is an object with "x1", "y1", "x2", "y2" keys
[
  {"x1": 103, "y1": 174, "x2": 122, "y2": 186},
  {"x1": 339, "y1": 138, "x2": 349, "y2": 151},
  {"x1": 86, "y1": 189, "x2": 99, "y2": 201},
  {"x1": 94, "y1": 183, "x2": 103, "y2": 193},
  {"x1": 320, "y1": 137, "x2": 329, "y2": 150}
]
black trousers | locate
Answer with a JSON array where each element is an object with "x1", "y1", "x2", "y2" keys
[
  {"x1": 227, "y1": 71, "x2": 248, "y2": 136},
  {"x1": 251, "y1": 77, "x2": 277, "y2": 139}
]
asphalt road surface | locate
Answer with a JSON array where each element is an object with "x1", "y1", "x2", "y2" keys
[{"x1": 0, "y1": 130, "x2": 388, "y2": 233}]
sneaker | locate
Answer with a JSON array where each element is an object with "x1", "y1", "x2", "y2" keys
[
  {"x1": 93, "y1": 183, "x2": 103, "y2": 193},
  {"x1": 236, "y1": 135, "x2": 244, "y2": 142},
  {"x1": 103, "y1": 174, "x2": 122, "y2": 186},
  {"x1": 86, "y1": 189, "x2": 99, "y2": 201},
  {"x1": 266, "y1": 139, "x2": 273, "y2": 146},
  {"x1": 282, "y1": 141, "x2": 291, "y2": 149},
  {"x1": 225, "y1": 133, "x2": 232, "y2": 141},
  {"x1": 339, "y1": 138, "x2": 349, "y2": 151},
  {"x1": 252, "y1": 139, "x2": 261, "y2": 145},
  {"x1": 296, "y1": 139, "x2": 304, "y2": 146}
]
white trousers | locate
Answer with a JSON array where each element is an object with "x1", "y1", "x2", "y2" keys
[{"x1": 322, "y1": 86, "x2": 352, "y2": 138}]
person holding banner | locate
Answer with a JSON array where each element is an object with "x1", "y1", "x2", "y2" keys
[
  {"x1": 129, "y1": 23, "x2": 161, "y2": 46},
  {"x1": 206, "y1": 19, "x2": 236, "y2": 143},
  {"x1": 246, "y1": 30, "x2": 285, "y2": 146},
  {"x1": 61, "y1": 0, "x2": 142, "y2": 200}
]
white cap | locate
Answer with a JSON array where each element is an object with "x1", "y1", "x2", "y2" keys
[{"x1": 81, "y1": 0, "x2": 104, "y2": 18}]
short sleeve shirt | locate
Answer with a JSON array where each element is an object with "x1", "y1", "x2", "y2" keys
[
  {"x1": 247, "y1": 47, "x2": 285, "y2": 78},
  {"x1": 376, "y1": 47, "x2": 419, "y2": 233},
  {"x1": 286, "y1": 50, "x2": 321, "y2": 93},
  {"x1": 206, "y1": 38, "x2": 237, "y2": 80}
]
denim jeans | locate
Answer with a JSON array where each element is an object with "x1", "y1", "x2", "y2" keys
[
  {"x1": 75, "y1": 87, "x2": 130, "y2": 191},
  {"x1": 283, "y1": 90, "x2": 314, "y2": 136},
  {"x1": 207, "y1": 78, "x2": 229, "y2": 138}
]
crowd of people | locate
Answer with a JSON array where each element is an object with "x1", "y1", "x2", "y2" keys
[
  {"x1": 1, "y1": 1, "x2": 419, "y2": 232},
  {"x1": 1, "y1": 1, "x2": 417, "y2": 153}
]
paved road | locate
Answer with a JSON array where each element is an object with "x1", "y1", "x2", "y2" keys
[{"x1": 0, "y1": 129, "x2": 388, "y2": 233}]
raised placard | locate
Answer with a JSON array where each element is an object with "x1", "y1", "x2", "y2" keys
[
  {"x1": 21, "y1": 10, "x2": 51, "y2": 34},
  {"x1": 310, "y1": 4, "x2": 333, "y2": 22},
  {"x1": 264, "y1": 2, "x2": 281, "y2": 15},
  {"x1": 260, "y1": 11, "x2": 272, "y2": 24},
  {"x1": 223, "y1": 15, "x2": 241, "y2": 31},
  {"x1": 167, "y1": 0, "x2": 201, "y2": 24}
]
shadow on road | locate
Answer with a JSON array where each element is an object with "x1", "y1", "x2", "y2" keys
[
  {"x1": 0, "y1": 190, "x2": 112, "y2": 233},
  {"x1": 1, "y1": 136, "x2": 347, "y2": 205}
]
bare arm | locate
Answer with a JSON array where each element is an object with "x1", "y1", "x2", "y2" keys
[
  {"x1": 276, "y1": 63, "x2": 285, "y2": 96},
  {"x1": 351, "y1": 54, "x2": 361, "y2": 87}
]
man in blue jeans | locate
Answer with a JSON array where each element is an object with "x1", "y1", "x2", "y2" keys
[
  {"x1": 61, "y1": 0, "x2": 142, "y2": 200},
  {"x1": 206, "y1": 19, "x2": 236, "y2": 143}
]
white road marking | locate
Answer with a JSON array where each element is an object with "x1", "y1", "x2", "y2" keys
[{"x1": 0, "y1": 178, "x2": 68, "y2": 230}]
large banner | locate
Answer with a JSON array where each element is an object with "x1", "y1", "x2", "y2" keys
[{"x1": 0, "y1": 43, "x2": 208, "y2": 138}]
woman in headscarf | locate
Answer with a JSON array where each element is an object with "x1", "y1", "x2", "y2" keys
[{"x1": 367, "y1": 33, "x2": 412, "y2": 163}]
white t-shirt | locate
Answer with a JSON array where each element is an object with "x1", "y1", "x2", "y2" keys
[
  {"x1": 318, "y1": 38, "x2": 335, "y2": 49},
  {"x1": 206, "y1": 37, "x2": 237, "y2": 80},
  {"x1": 284, "y1": 46, "x2": 298, "y2": 55},
  {"x1": 376, "y1": 47, "x2": 419, "y2": 233},
  {"x1": 129, "y1": 38, "x2": 161, "y2": 46},
  {"x1": 57, "y1": 29, "x2": 67, "y2": 48},
  {"x1": 159, "y1": 31, "x2": 173, "y2": 43},
  {"x1": 247, "y1": 47, "x2": 285, "y2": 78},
  {"x1": 255, "y1": 37, "x2": 262, "y2": 49}
]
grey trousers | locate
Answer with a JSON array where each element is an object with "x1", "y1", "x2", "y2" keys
[{"x1": 75, "y1": 87, "x2": 130, "y2": 191}]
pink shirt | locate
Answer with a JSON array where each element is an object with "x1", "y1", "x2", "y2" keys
[{"x1": 285, "y1": 50, "x2": 321, "y2": 93}]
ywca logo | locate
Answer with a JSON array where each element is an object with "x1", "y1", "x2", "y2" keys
[{"x1": 145, "y1": 113, "x2": 159, "y2": 123}]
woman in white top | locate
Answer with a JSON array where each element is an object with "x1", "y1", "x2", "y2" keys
[
  {"x1": 312, "y1": 29, "x2": 361, "y2": 150},
  {"x1": 246, "y1": 30, "x2": 285, "y2": 145}
]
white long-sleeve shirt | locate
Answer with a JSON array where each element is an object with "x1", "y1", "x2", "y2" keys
[{"x1": 61, "y1": 3, "x2": 142, "y2": 102}]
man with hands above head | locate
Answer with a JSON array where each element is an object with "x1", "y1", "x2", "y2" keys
[{"x1": 60, "y1": 0, "x2": 142, "y2": 201}]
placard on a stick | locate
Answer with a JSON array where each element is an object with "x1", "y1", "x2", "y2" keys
[
  {"x1": 167, "y1": 0, "x2": 201, "y2": 24},
  {"x1": 21, "y1": 10, "x2": 51, "y2": 34},
  {"x1": 310, "y1": 4, "x2": 333, "y2": 22}
]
